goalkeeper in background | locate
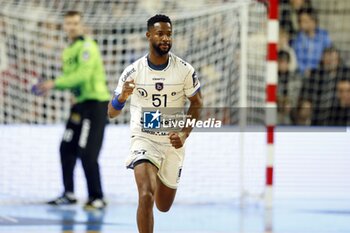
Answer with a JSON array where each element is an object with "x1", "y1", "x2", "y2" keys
[{"x1": 37, "y1": 11, "x2": 110, "y2": 210}]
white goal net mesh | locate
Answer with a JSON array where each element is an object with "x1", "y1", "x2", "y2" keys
[{"x1": 0, "y1": 0, "x2": 267, "y2": 204}]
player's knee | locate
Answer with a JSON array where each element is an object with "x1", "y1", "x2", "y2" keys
[
  {"x1": 59, "y1": 142, "x2": 70, "y2": 156},
  {"x1": 81, "y1": 155, "x2": 98, "y2": 170},
  {"x1": 81, "y1": 160, "x2": 98, "y2": 170},
  {"x1": 59, "y1": 144, "x2": 74, "y2": 163},
  {"x1": 156, "y1": 202, "x2": 171, "y2": 212},
  {"x1": 138, "y1": 191, "x2": 154, "y2": 208}
]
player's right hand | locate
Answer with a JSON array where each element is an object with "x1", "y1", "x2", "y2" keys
[
  {"x1": 34, "y1": 80, "x2": 55, "y2": 96},
  {"x1": 119, "y1": 79, "x2": 135, "y2": 102}
]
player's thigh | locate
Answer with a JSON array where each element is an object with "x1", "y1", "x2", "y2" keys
[
  {"x1": 60, "y1": 104, "x2": 83, "y2": 153},
  {"x1": 154, "y1": 146, "x2": 184, "y2": 211},
  {"x1": 157, "y1": 145, "x2": 185, "y2": 190},
  {"x1": 127, "y1": 136, "x2": 163, "y2": 169},
  {"x1": 155, "y1": 177, "x2": 177, "y2": 212},
  {"x1": 134, "y1": 162, "x2": 158, "y2": 196}
]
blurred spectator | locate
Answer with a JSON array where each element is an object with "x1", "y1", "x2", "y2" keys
[
  {"x1": 327, "y1": 79, "x2": 350, "y2": 126},
  {"x1": 0, "y1": 18, "x2": 7, "y2": 73},
  {"x1": 279, "y1": 27, "x2": 297, "y2": 72},
  {"x1": 277, "y1": 51, "x2": 302, "y2": 125},
  {"x1": 336, "y1": 80, "x2": 350, "y2": 108},
  {"x1": 298, "y1": 47, "x2": 350, "y2": 125},
  {"x1": 292, "y1": 8, "x2": 332, "y2": 77},
  {"x1": 294, "y1": 99, "x2": 312, "y2": 125},
  {"x1": 280, "y1": 0, "x2": 312, "y2": 38}
]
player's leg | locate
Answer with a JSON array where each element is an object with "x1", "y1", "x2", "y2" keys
[
  {"x1": 60, "y1": 120, "x2": 80, "y2": 196},
  {"x1": 127, "y1": 136, "x2": 164, "y2": 231},
  {"x1": 155, "y1": 179, "x2": 177, "y2": 212},
  {"x1": 155, "y1": 146, "x2": 185, "y2": 212},
  {"x1": 48, "y1": 104, "x2": 82, "y2": 205},
  {"x1": 79, "y1": 101, "x2": 108, "y2": 209},
  {"x1": 134, "y1": 161, "x2": 158, "y2": 233}
]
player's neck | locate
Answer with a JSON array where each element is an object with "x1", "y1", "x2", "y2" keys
[
  {"x1": 305, "y1": 29, "x2": 316, "y2": 38},
  {"x1": 68, "y1": 35, "x2": 84, "y2": 43},
  {"x1": 148, "y1": 52, "x2": 169, "y2": 65}
]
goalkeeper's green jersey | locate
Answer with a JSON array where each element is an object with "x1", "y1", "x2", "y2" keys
[{"x1": 54, "y1": 36, "x2": 110, "y2": 103}]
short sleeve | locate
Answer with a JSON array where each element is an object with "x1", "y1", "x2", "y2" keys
[
  {"x1": 114, "y1": 65, "x2": 136, "y2": 96},
  {"x1": 184, "y1": 68, "x2": 201, "y2": 97}
]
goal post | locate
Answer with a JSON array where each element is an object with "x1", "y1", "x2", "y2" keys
[{"x1": 265, "y1": 0, "x2": 279, "y2": 209}]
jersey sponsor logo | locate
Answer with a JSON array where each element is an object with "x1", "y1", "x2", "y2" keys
[
  {"x1": 82, "y1": 51, "x2": 90, "y2": 61},
  {"x1": 70, "y1": 113, "x2": 81, "y2": 124},
  {"x1": 122, "y1": 67, "x2": 136, "y2": 81},
  {"x1": 137, "y1": 88, "x2": 148, "y2": 97},
  {"x1": 155, "y1": 82, "x2": 164, "y2": 91},
  {"x1": 132, "y1": 149, "x2": 147, "y2": 156},
  {"x1": 152, "y1": 77, "x2": 165, "y2": 81},
  {"x1": 141, "y1": 129, "x2": 169, "y2": 136},
  {"x1": 192, "y1": 72, "x2": 199, "y2": 88},
  {"x1": 78, "y1": 119, "x2": 91, "y2": 149},
  {"x1": 177, "y1": 167, "x2": 183, "y2": 183},
  {"x1": 83, "y1": 42, "x2": 91, "y2": 48},
  {"x1": 179, "y1": 59, "x2": 187, "y2": 66},
  {"x1": 62, "y1": 129, "x2": 74, "y2": 142}
]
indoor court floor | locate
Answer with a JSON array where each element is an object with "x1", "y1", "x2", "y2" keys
[{"x1": 0, "y1": 199, "x2": 349, "y2": 233}]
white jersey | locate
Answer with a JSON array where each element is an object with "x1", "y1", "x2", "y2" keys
[{"x1": 114, "y1": 53, "x2": 200, "y2": 142}]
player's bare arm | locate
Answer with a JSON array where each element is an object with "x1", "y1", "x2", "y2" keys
[
  {"x1": 37, "y1": 80, "x2": 55, "y2": 94},
  {"x1": 169, "y1": 91, "x2": 203, "y2": 149},
  {"x1": 107, "y1": 79, "x2": 135, "y2": 119}
]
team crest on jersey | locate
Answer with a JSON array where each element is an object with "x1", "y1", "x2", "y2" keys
[
  {"x1": 82, "y1": 51, "x2": 90, "y2": 61},
  {"x1": 155, "y1": 82, "x2": 163, "y2": 91}
]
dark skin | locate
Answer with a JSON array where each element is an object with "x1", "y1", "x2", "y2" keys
[{"x1": 108, "y1": 21, "x2": 203, "y2": 233}]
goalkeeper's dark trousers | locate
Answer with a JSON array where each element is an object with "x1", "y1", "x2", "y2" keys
[{"x1": 59, "y1": 100, "x2": 108, "y2": 199}]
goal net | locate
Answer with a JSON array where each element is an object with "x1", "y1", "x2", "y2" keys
[{"x1": 0, "y1": 0, "x2": 267, "y2": 204}]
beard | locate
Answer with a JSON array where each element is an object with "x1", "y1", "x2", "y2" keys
[{"x1": 152, "y1": 41, "x2": 171, "y2": 56}]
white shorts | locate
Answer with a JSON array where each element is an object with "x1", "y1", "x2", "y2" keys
[{"x1": 126, "y1": 135, "x2": 185, "y2": 189}]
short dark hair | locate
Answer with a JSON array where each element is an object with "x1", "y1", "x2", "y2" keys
[
  {"x1": 323, "y1": 46, "x2": 338, "y2": 55},
  {"x1": 147, "y1": 14, "x2": 172, "y2": 30},
  {"x1": 278, "y1": 50, "x2": 290, "y2": 62},
  {"x1": 64, "y1": 10, "x2": 82, "y2": 18},
  {"x1": 320, "y1": 46, "x2": 342, "y2": 67},
  {"x1": 338, "y1": 78, "x2": 350, "y2": 83},
  {"x1": 298, "y1": 8, "x2": 318, "y2": 23}
]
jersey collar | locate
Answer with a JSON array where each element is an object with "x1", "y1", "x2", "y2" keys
[
  {"x1": 68, "y1": 35, "x2": 85, "y2": 45},
  {"x1": 146, "y1": 53, "x2": 172, "y2": 71}
]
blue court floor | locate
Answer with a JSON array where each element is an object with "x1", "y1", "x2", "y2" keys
[{"x1": 0, "y1": 199, "x2": 350, "y2": 233}]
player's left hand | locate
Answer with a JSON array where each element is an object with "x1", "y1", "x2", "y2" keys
[
  {"x1": 169, "y1": 132, "x2": 188, "y2": 149},
  {"x1": 36, "y1": 80, "x2": 55, "y2": 95}
]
